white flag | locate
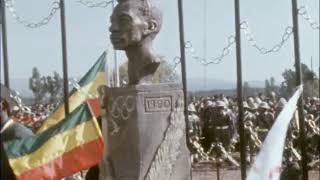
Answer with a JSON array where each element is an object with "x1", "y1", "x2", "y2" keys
[{"x1": 246, "y1": 85, "x2": 303, "y2": 180}]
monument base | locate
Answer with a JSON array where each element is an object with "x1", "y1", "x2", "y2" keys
[{"x1": 100, "y1": 83, "x2": 191, "y2": 180}]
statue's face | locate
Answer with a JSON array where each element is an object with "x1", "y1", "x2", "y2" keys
[{"x1": 109, "y1": 3, "x2": 149, "y2": 50}]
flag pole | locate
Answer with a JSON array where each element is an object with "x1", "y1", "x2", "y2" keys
[
  {"x1": 291, "y1": 0, "x2": 308, "y2": 179},
  {"x1": 59, "y1": 0, "x2": 70, "y2": 116},
  {"x1": 234, "y1": 0, "x2": 247, "y2": 179},
  {"x1": 1, "y1": 0, "x2": 10, "y2": 88}
]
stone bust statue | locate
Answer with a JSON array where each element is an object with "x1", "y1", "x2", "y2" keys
[{"x1": 109, "y1": 0, "x2": 162, "y2": 85}]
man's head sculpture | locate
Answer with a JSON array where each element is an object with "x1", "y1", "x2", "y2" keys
[{"x1": 110, "y1": 0, "x2": 163, "y2": 85}]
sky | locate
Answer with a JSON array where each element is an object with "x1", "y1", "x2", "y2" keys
[{"x1": 1, "y1": 0, "x2": 319, "y2": 90}]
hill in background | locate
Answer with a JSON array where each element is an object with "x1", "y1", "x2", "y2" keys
[{"x1": 10, "y1": 77, "x2": 267, "y2": 98}]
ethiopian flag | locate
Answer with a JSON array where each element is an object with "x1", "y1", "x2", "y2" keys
[
  {"x1": 4, "y1": 102, "x2": 104, "y2": 180},
  {"x1": 37, "y1": 52, "x2": 106, "y2": 133}
]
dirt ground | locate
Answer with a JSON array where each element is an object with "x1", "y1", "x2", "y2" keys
[{"x1": 192, "y1": 163, "x2": 320, "y2": 180}]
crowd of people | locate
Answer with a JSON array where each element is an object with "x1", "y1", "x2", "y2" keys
[
  {"x1": 9, "y1": 102, "x2": 58, "y2": 132},
  {"x1": 2, "y1": 82, "x2": 319, "y2": 179},
  {"x1": 187, "y1": 92, "x2": 320, "y2": 175}
]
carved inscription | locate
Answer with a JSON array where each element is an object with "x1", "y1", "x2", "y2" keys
[{"x1": 145, "y1": 96, "x2": 172, "y2": 112}]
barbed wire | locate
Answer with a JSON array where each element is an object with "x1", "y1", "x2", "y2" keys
[
  {"x1": 5, "y1": 0, "x2": 114, "y2": 28},
  {"x1": 4, "y1": 1, "x2": 318, "y2": 71},
  {"x1": 171, "y1": 5, "x2": 319, "y2": 68},
  {"x1": 298, "y1": 6, "x2": 320, "y2": 30},
  {"x1": 5, "y1": 0, "x2": 60, "y2": 28},
  {"x1": 240, "y1": 21, "x2": 293, "y2": 55},
  {"x1": 186, "y1": 36, "x2": 236, "y2": 66},
  {"x1": 242, "y1": 5, "x2": 319, "y2": 54},
  {"x1": 173, "y1": 22, "x2": 293, "y2": 67},
  {"x1": 172, "y1": 57, "x2": 181, "y2": 70},
  {"x1": 5, "y1": 1, "x2": 318, "y2": 32},
  {"x1": 76, "y1": 0, "x2": 114, "y2": 8},
  {"x1": 172, "y1": 35, "x2": 235, "y2": 69}
]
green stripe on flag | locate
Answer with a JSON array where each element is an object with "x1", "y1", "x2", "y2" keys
[
  {"x1": 71, "y1": 52, "x2": 106, "y2": 94},
  {"x1": 4, "y1": 104, "x2": 92, "y2": 159}
]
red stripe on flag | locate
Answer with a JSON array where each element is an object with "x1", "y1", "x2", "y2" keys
[
  {"x1": 87, "y1": 99, "x2": 102, "y2": 118},
  {"x1": 17, "y1": 138, "x2": 104, "y2": 180}
]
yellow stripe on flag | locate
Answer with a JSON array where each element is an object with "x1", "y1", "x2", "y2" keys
[
  {"x1": 10, "y1": 119, "x2": 102, "y2": 176},
  {"x1": 37, "y1": 72, "x2": 105, "y2": 133}
]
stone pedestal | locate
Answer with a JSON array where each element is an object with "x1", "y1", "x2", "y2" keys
[{"x1": 100, "y1": 83, "x2": 191, "y2": 180}]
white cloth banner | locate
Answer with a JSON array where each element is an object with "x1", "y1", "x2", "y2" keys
[{"x1": 246, "y1": 85, "x2": 303, "y2": 180}]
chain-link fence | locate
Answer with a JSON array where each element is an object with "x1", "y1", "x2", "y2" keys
[
  {"x1": 172, "y1": 5, "x2": 318, "y2": 69},
  {"x1": 298, "y1": 6, "x2": 320, "y2": 30},
  {"x1": 76, "y1": 0, "x2": 114, "y2": 8},
  {"x1": 241, "y1": 21, "x2": 293, "y2": 55},
  {"x1": 4, "y1": 0, "x2": 115, "y2": 28},
  {"x1": 5, "y1": 0, "x2": 60, "y2": 28}
]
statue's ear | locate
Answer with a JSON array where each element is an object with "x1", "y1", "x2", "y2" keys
[{"x1": 144, "y1": 20, "x2": 158, "y2": 35}]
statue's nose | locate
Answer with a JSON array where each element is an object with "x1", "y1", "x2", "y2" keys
[{"x1": 109, "y1": 22, "x2": 119, "y2": 33}]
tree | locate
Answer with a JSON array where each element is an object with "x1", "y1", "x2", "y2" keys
[
  {"x1": 280, "y1": 63, "x2": 319, "y2": 98},
  {"x1": 29, "y1": 68, "x2": 63, "y2": 103},
  {"x1": 117, "y1": 57, "x2": 179, "y2": 86},
  {"x1": 280, "y1": 69, "x2": 295, "y2": 97},
  {"x1": 153, "y1": 58, "x2": 179, "y2": 83},
  {"x1": 243, "y1": 81, "x2": 251, "y2": 97},
  {"x1": 265, "y1": 79, "x2": 271, "y2": 95},
  {"x1": 270, "y1": 77, "x2": 276, "y2": 91},
  {"x1": 264, "y1": 77, "x2": 279, "y2": 97},
  {"x1": 46, "y1": 71, "x2": 63, "y2": 103},
  {"x1": 29, "y1": 67, "x2": 48, "y2": 103}
]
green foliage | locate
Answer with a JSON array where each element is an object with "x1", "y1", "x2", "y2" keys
[
  {"x1": 46, "y1": 71, "x2": 63, "y2": 103},
  {"x1": 270, "y1": 77, "x2": 276, "y2": 90},
  {"x1": 264, "y1": 77, "x2": 278, "y2": 96},
  {"x1": 303, "y1": 80, "x2": 319, "y2": 97},
  {"x1": 29, "y1": 67, "x2": 46, "y2": 103},
  {"x1": 153, "y1": 58, "x2": 179, "y2": 83},
  {"x1": 243, "y1": 81, "x2": 251, "y2": 97},
  {"x1": 280, "y1": 63, "x2": 319, "y2": 98},
  {"x1": 29, "y1": 67, "x2": 63, "y2": 103},
  {"x1": 265, "y1": 79, "x2": 271, "y2": 95}
]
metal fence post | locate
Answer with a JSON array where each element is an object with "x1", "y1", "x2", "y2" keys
[
  {"x1": 234, "y1": 0, "x2": 247, "y2": 179},
  {"x1": 177, "y1": 0, "x2": 193, "y2": 179},
  {"x1": 291, "y1": 0, "x2": 308, "y2": 179},
  {"x1": 59, "y1": 0, "x2": 70, "y2": 116},
  {"x1": 1, "y1": 0, "x2": 10, "y2": 88}
]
